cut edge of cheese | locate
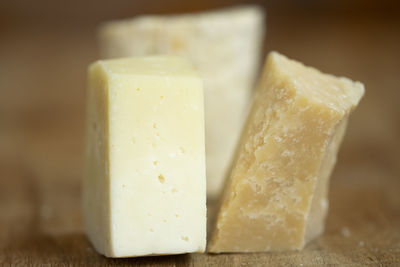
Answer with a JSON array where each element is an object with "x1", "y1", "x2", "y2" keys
[
  {"x1": 83, "y1": 61, "x2": 112, "y2": 255},
  {"x1": 98, "y1": 5, "x2": 265, "y2": 45}
]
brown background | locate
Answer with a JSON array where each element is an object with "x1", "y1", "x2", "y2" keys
[{"x1": 1, "y1": 0, "x2": 399, "y2": 265}]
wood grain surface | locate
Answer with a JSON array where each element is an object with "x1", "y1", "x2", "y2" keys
[{"x1": 1, "y1": 1, "x2": 400, "y2": 266}]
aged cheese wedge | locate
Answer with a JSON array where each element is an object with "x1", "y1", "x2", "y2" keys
[
  {"x1": 83, "y1": 56, "x2": 206, "y2": 257},
  {"x1": 209, "y1": 52, "x2": 365, "y2": 252},
  {"x1": 99, "y1": 6, "x2": 265, "y2": 197}
]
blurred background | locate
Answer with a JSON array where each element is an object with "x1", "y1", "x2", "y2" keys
[{"x1": 0, "y1": 0, "x2": 399, "y2": 265}]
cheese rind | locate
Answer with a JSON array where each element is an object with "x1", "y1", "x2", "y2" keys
[
  {"x1": 99, "y1": 6, "x2": 265, "y2": 197},
  {"x1": 208, "y1": 52, "x2": 364, "y2": 253},
  {"x1": 83, "y1": 56, "x2": 206, "y2": 257}
]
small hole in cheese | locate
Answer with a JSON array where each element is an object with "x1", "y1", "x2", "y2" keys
[
  {"x1": 181, "y1": 236, "x2": 189, "y2": 242},
  {"x1": 149, "y1": 228, "x2": 154, "y2": 232},
  {"x1": 179, "y1": 146, "x2": 185, "y2": 154},
  {"x1": 153, "y1": 160, "x2": 158, "y2": 166},
  {"x1": 158, "y1": 174, "x2": 165, "y2": 183},
  {"x1": 136, "y1": 88, "x2": 141, "y2": 92},
  {"x1": 153, "y1": 123, "x2": 157, "y2": 129},
  {"x1": 160, "y1": 95, "x2": 165, "y2": 100},
  {"x1": 131, "y1": 137, "x2": 136, "y2": 144},
  {"x1": 172, "y1": 188, "x2": 178, "y2": 193}
]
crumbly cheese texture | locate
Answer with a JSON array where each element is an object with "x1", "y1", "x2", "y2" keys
[
  {"x1": 83, "y1": 56, "x2": 206, "y2": 257},
  {"x1": 99, "y1": 6, "x2": 265, "y2": 197},
  {"x1": 209, "y1": 52, "x2": 365, "y2": 253}
]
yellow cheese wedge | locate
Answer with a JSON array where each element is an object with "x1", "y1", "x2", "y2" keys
[
  {"x1": 83, "y1": 56, "x2": 206, "y2": 257},
  {"x1": 209, "y1": 52, "x2": 365, "y2": 253},
  {"x1": 98, "y1": 6, "x2": 265, "y2": 198}
]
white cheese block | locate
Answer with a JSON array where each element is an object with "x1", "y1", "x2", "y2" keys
[
  {"x1": 83, "y1": 55, "x2": 206, "y2": 257},
  {"x1": 98, "y1": 6, "x2": 265, "y2": 197}
]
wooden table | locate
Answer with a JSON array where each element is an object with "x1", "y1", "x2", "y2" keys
[{"x1": 1, "y1": 3, "x2": 399, "y2": 266}]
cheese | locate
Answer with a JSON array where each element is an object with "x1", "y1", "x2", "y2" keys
[
  {"x1": 208, "y1": 52, "x2": 365, "y2": 252},
  {"x1": 98, "y1": 6, "x2": 265, "y2": 197},
  {"x1": 83, "y1": 56, "x2": 206, "y2": 257}
]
